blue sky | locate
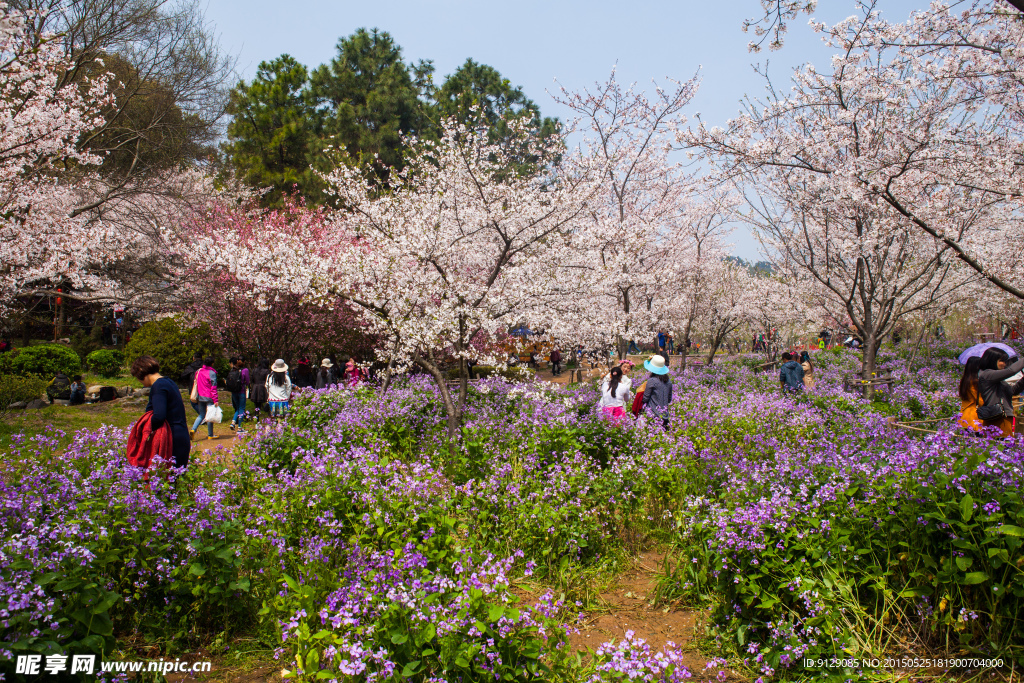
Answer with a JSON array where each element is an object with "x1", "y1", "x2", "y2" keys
[{"x1": 205, "y1": 0, "x2": 925, "y2": 259}]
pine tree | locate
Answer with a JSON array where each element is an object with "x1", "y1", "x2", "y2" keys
[{"x1": 222, "y1": 55, "x2": 322, "y2": 205}]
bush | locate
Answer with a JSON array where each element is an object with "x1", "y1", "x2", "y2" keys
[
  {"x1": 70, "y1": 328, "x2": 102, "y2": 364},
  {"x1": 124, "y1": 316, "x2": 221, "y2": 381},
  {"x1": 0, "y1": 376, "x2": 47, "y2": 417},
  {"x1": 9, "y1": 344, "x2": 81, "y2": 378},
  {"x1": 86, "y1": 349, "x2": 124, "y2": 378}
]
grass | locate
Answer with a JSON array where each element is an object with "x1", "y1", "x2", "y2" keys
[{"x1": 0, "y1": 382, "x2": 252, "y2": 452}]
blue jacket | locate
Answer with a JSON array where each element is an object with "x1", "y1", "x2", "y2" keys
[{"x1": 779, "y1": 361, "x2": 805, "y2": 390}]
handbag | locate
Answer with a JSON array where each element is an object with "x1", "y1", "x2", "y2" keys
[
  {"x1": 977, "y1": 402, "x2": 1003, "y2": 421},
  {"x1": 203, "y1": 404, "x2": 223, "y2": 424},
  {"x1": 190, "y1": 376, "x2": 198, "y2": 403}
]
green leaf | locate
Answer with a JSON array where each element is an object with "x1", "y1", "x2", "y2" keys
[
  {"x1": 961, "y1": 495, "x2": 975, "y2": 522},
  {"x1": 996, "y1": 525, "x2": 1024, "y2": 537},
  {"x1": 401, "y1": 661, "x2": 421, "y2": 678},
  {"x1": 956, "y1": 556, "x2": 972, "y2": 572},
  {"x1": 898, "y1": 586, "x2": 932, "y2": 598},
  {"x1": 391, "y1": 633, "x2": 408, "y2": 645},
  {"x1": 188, "y1": 563, "x2": 206, "y2": 577},
  {"x1": 488, "y1": 605, "x2": 504, "y2": 622},
  {"x1": 962, "y1": 572, "x2": 989, "y2": 585}
]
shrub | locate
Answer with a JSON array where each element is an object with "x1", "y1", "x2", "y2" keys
[
  {"x1": 85, "y1": 349, "x2": 124, "y2": 378},
  {"x1": 70, "y1": 328, "x2": 102, "y2": 364},
  {"x1": 0, "y1": 376, "x2": 47, "y2": 417},
  {"x1": 9, "y1": 344, "x2": 81, "y2": 378},
  {"x1": 124, "y1": 316, "x2": 221, "y2": 381}
]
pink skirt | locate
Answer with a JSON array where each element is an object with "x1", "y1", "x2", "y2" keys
[{"x1": 602, "y1": 406, "x2": 626, "y2": 421}]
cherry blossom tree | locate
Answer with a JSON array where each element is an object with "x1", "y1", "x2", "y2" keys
[
  {"x1": 0, "y1": 1, "x2": 111, "y2": 306},
  {"x1": 684, "y1": 3, "x2": 1004, "y2": 380},
  {"x1": 195, "y1": 116, "x2": 600, "y2": 441},
  {"x1": 549, "y1": 69, "x2": 720, "y2": 359}
]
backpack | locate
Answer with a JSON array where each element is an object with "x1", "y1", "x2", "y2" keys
[{"x1": 225, "y1": 369, "x2": 242, "y2": 393}]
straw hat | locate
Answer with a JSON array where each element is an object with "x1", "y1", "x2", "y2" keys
[
  {"x1": 643, "y1": 355, "x2": 669, "y2": 375},
  {"x1": 271, "y1": 359, "x2": 289, "y2": 372},
  {"x1": 321, "y1": 358, "x2": 333, "y2": 368}
]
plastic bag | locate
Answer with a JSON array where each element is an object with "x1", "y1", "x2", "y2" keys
[{"x1": 203, "y1": 404, "x2": 223, "y2": 424}]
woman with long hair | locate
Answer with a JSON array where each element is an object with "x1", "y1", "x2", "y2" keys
[
  {"x1": 599, "y1": 365, "x2": 632, "y2": 422},
  {"x1": 266, "y1": 359, "x2": 292, "y2": 419},
  {"x1": 977, "y1": 348, "x2": 1024, "y2": 436},
  {"x1": 958, "y1": 356, "x2": 984, "y2": 432},
  {"x1": 800, "y1": 350, "x2": 815, "y2": 389}
]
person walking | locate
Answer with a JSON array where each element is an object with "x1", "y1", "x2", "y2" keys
[
  {"x1": 977, "y1": 348, "x2": 1024, "y2": 436},
  {"x1": 800, "y1": 351, "x2": 815, "y2": 389},
  {"x1": 130, "y1": 356, "x2": 191, "y2": 468},
  {"x1": 642, "y1": 355, "x2": 673, "y2": 430},
  {"x1": 190, "y1": 357, "x2": 219, "y2": 441},
  {"x1": 667, "y1": 334, "x2": 675, "y2": 355},
  {"x1": 250, "y1": 358, "x2": 271, "y2": 418},
  {"x1": 550, "y1": 348, "x2": 562, "y2": 377},
  {"x1": 779, "y1": 352, "x2": 805, "y2": 392},
  {"x1": 315, "y1": 358, "x2": 334, "y2": 389},
  {"x1": 599, "y1": 365, "x2": 632, "y2": 423},
  {"x1": 266, "y1": 359, "x2": 292, "y2": 419},
  {"x1": 227, "y1": 357, "x2": 250, "y2": 433}
]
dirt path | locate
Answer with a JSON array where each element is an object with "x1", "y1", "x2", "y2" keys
[{"x1": 569, "y1": 550, "x2": 743, "y2": 680}]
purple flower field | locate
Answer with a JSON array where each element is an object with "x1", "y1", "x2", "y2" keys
[{"x1": 1, "y1": 344, "x2": 1022, "y2": 682}]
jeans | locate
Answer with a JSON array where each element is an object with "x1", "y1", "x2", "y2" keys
[
  {"x1": 552, "y1": 361, "x2": 561, "y2": 375},
  {"x1": 192, "y1": 401, "x2": 214, "y2": 437},
  {"x1": 231, "y1": 391, "x2": 246, "y2": 427}
]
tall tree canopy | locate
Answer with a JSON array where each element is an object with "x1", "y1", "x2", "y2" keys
[
  {"x1": 222, "y1": 31, "x2": 557, "y2": 204},
  {"x1": 223, "y1": 55, "x2": 322, "y2": 205},
  {"x1": 308, "y1": 28, "x2": 435, "y2": 186}
]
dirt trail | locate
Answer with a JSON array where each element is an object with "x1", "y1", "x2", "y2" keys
[{"x1": 569, "y1": 551, "x2": 742, "y2": 680}]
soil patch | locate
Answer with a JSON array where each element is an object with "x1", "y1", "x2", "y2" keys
[{"x1": 569, "y1": 551, "x2": 743, "y2": 680}]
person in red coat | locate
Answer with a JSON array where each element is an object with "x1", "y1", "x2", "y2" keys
[{"x1": 130, "y1": 356, "x2": 191, "y2": 468}]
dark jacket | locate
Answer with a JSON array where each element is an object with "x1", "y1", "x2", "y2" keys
[
  {"x1": 179, "y1": 359, "x2": 203, "y2": 388},
  {"x1": 780, "y1": 361, "x2": 805, "y2": 390},
  {"x1": 145, "y1": 376, "x2": 190, "y2": 468},
  {"x1": 250, "y1": 368, "x2": 270, "y2": 404},
  {"x1": 979, "y1": 357, "x2": 1024, "y2": 418},
  {"x1": 643, "y1": 374, "x2": 673, "y2": 418}
]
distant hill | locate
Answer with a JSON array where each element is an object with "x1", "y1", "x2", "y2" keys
[{"x1": 724, "y1": 256, "x2": 773, "y2": 277}]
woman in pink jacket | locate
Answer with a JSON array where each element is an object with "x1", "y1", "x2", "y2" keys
[{"x1": 190, "y1": 357, "x2": 219, "y2": 440}]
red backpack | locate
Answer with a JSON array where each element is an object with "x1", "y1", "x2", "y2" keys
[{"x1": 125, "y1": 411, "x2": 175, "y2": 478}]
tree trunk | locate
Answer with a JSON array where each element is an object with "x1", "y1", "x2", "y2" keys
[
  {"x1": 907, "y1": 321, "x2": 930, "y2": 370},
  {"x1": 861, "y1": 335, "x2": 880, "y2": 400},
  {"x1": 413, "y1": 354, "x2": 461, "y2": 445}
]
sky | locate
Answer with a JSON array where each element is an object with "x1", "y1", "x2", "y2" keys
[{"x1": 204, "y1": 0, "x2": 926, "y2": 260}]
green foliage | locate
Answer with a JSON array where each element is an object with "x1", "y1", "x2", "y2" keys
[
  {"x1": 222, "y1": 33, "x2": 558, "y2": 204},
  {"x1": 85, "y1": 349, "x2": 124, "y2": 378},
  {"x1": 0, "y1": 376, "x2": 46, "y2": 417},
  {"x1": 434, "y1": 58, "x2": 560, "y2": 175},
  {"x1": 223, "y1": 55, "x2": 324, "y2": 206},
  {"x1": 309, "y1": 28, "x2": 435, "y2": 187},
  {"x1": 69, "y1": 328, "x2": 103, "y2": 364},
  {"x1": 124, "y1": 316, "x2": 221, "y2": 381},
  {"x1": 10, "y1": 344, "x2": 81, "y2": 378}
]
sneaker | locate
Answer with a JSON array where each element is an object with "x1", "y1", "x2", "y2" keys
[
  {"x1": 229, "y1": 423, "x2": 236, "y2": 432},
  {"x1": 207, "y1": 436, "x2": 216, "y2": 441}
]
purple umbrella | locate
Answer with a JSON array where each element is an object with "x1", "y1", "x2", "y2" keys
[{"x1": 958, "y1": 342, "x2": 1017, "y2": 364}]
